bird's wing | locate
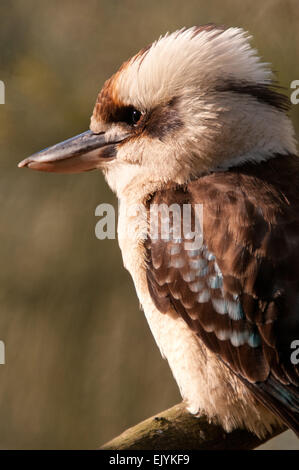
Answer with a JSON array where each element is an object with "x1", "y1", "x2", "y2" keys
[{"x1": 145, "y1": 157, "x2": 299, "y2": 434}]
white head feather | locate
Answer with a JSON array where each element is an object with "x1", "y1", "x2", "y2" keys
[
  {"x1": 90, "y1": 26, "x2": 297, "y2": 200},
  {"x1": 116, "y1": 26, "x2": 273, "y2": 109}
]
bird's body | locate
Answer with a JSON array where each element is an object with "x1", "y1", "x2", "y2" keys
[
  {"x1": 117, "y1": 154, "x2": 299, "y2": 437},
  {"x1": 19, "y1": 25, "x2": 299, "y2": 438}
]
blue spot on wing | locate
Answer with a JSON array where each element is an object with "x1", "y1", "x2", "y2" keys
[
  {"x1": 211, "y1": 298, "x2": 245, "y2": 320},
  {"x1": 208, "y1": 275, "x2": 223, "y2": 289},
  {"x1": 212, "y1": 298, "x2": 227, "y2": 314},
  {"x1": 170, "y1": 242, "x2": 260, "y2": 349},
  {"x1": 247, "y1": 330, "x2": 261, "y2": 348},
  {"x1": 230, "y1": 330, "x2": 249, "y2": 347},
  {"x1": 226, "y1": 300, "x2": 245, "y2": 321},
  {"x1": 203, "y1": 249, "x2": 215, "y2": 261}
]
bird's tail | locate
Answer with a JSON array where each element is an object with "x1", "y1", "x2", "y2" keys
[{"x1": 246, "y1": 375, "x2": 299, "y2": 437}]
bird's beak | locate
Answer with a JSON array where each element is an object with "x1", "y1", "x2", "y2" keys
[{"x1": 18, "y1": 130, "x2": 127, "y2": 173}]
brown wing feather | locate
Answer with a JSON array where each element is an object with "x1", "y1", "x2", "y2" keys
[{"x1": 145, "y1": 154, "x2": 299, "y2": 433}]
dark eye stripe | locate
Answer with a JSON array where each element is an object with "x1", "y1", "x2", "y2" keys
[
  {"x1": 216, "y1": 80, "x2": 290, "y2": 112},
  {"x1": 104, "y1": 104, "x2": 142, "y2": 126}
]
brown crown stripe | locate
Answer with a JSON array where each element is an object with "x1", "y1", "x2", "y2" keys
[{"x1": 216, "y1": 80, "x2": 290, "y2": 112}]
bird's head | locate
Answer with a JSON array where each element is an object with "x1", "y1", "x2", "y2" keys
[{"x1": 19, "y1": 25, "x2": 297, "y2": 201}]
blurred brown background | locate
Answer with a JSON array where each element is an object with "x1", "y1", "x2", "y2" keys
[{"x1": 0, "y1": 0, "x2": 299, "y2": 449}]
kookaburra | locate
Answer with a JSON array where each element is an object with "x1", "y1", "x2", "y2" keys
[{"x1": 19, "y1": 25, "x2": 299, "y2": 438}]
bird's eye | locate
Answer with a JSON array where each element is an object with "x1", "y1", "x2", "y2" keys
[
  {"x1": 120, "y1": 106, "x2": 142, "y2": 126},
  {"x1": 132, "y1": 108, "x2": 141, "y2": 125}
]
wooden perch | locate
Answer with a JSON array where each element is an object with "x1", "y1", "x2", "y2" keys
[{"x1": 101, "y1": 403, "x2": 286, "y2": 450}]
